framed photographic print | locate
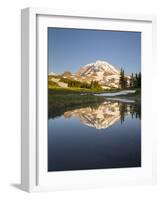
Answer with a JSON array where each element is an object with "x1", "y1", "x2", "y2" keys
[{"x1": 21, "y1": 8, "x2": 156, "y2": 192}]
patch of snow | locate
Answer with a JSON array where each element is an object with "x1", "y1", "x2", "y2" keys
[
  {"x1": 49, "y1": 72, "x2": 56, "y2": 76},
  {"x1": 93, "y1": 90, "x2": 136, "y2": 97}
]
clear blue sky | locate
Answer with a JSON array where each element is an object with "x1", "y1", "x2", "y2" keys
[{"x1": 48, "y1": 28, "x2": 141, "y2": 75}]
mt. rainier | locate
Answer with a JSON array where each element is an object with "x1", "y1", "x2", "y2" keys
[
  {"x1": 77, "y1": 60, "x2": 122, "y2": 88},
  {"x1": 77, "y1": 60, "x2": 120, "y2": 76},
  {"x1": 49, "y1": 60, "x2": 129, "y2": 89}
]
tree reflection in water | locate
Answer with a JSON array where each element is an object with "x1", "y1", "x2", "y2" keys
[
  {"x1": 61, "y1": 100, "x2": 141, "y2": 129},
  {"x1": 119, "y1": 101, "x2": 141, "y2": 124}
]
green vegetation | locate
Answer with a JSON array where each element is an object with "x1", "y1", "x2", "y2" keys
[
  {"x1": 48, "y1": 78, "x2": 106, "y2": 118},
  {"x1": 49, "y1": 93, "x2": 106, "y2": 108},
  {"x1": 119, "y1": 68, "x2": 128, "y2": 89},
  {"x1": 59, "y1": 77, "x2": 101, "y2": 90},
  {"x1": 48, "y1": 80, "x2": 59, "y2": 88},
  {"x1": 119, "y1": 68, "x2": 141, "y2": 89},
  {"x1": 129, "y1": 72, "x2": 141, "y2": 88},
  {"x1": 48, "y1": 87, "x2": 103, "y2": 95},
  {"x1": 48, "y1": 69, "x2": 141, "y2": 119},
  {"x1": 48, "y1": 87, "x2": 141, "y2": 118},
  {"x1": 48, "y1": 90, "x2": 106, "y2": 118}
]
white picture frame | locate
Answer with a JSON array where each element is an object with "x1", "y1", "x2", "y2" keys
[{"x1": 21, "y1": 7, "x2": 157, "y2": 192}]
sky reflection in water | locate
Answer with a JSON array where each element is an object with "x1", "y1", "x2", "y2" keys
[{"x1": 48, "y1": 100, "x2": 141, "y2": 172}]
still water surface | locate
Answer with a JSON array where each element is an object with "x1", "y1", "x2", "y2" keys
[{"x1": 48, "y1": 100, "x2": 141, "y2": 171}]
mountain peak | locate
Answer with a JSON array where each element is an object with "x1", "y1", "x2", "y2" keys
[
  {"x1": 78, "y1": 60, "x2": 120, "y2": 76},
  {"x1": 76, "y1": 60, "x2": 121, "y2": 88},
  {"x1": 95, "y1": 60, "x2": 110, "y2": 65},
  {"x1": 49, "y1": 60, "x2": 129, "y2": 89}
]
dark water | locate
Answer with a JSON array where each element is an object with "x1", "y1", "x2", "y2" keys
[{"x1": 48, "y1": 100, "x2": 141, "y2": 172}]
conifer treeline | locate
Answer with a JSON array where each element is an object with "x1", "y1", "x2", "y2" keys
[
  {"x1": 60, "y1": 77, "x2": 101, "y2": 89},
  {"x1": 119, "y1": 68, "x2": 141, "y2": 89},
  {"x1": 129, "y1": 72, "x2": 141, "y2": 88}
]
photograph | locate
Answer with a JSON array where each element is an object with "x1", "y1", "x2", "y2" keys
[{"x1": 48, "y1": 27, "x2": 141, "y2": 172}]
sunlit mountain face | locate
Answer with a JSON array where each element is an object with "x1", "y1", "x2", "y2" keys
[
  {"x1": 64, "y1": 101, "x2": 138, "y2": 129},
  {"x1": 49, "y1": 60, "x2": 131, "y2": 89}
]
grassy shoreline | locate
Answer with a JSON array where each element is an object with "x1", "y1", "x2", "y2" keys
[
  {"x1": 48, "y1": 93, "x2": 106, "y2": 109},
  {"x1": 48, "y1": 87, "x2": 141, "y2": 119},
  {"x1": 48, "y1": 86, "x2": 139, "y2": 94},
  {"x1": 48, "y1": 88, "x2": 140, "y2": 108}
]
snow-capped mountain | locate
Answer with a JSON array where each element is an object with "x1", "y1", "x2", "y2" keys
[
  {"x1": 49, "y1": 60, "x2": 129, "y2": 89},
  {"x1": 77, "y1": 60, "x2": 121, "y2": 88},
  {"x1": 78, "y1": 60, "x2": 120, "y2": 76}
]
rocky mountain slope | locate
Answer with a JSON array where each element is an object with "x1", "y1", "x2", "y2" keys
[
  {"x1": 49, "y1": 60, "x2": 129, "y2": 89},
  {"x1": 76, "y1": 60, "x2": 120, "y2": 88}
]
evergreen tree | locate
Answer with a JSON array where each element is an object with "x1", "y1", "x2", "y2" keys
[
  {"x1": 119, "y1": 68, "x2": 124, "y2": 89},
  {"x1": 138, "y1": 72, "x2": 141, "y2": 88},
  {"x1": 130, "y1": 73, "x2": 134, "y2": 88},
  {"x1": 124, "y1": 76, "x2": 128, "y2": 89},
  {"x1": 129, "y1": 72, "x2": 141, "y2": 89},
  {"x1": 134, "y1": 73, "x2": 138, "y2": 88},
  {"x1": 119, "y1": 68, "x2": 127, "y2": 89}
]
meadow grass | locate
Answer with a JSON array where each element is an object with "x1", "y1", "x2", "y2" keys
[
  {"x1": 48, "y1": 87, "x2": 141, "y2": 109},
  {"x1": 48, "y1": 87, "x2": 141, "y2": 118}
]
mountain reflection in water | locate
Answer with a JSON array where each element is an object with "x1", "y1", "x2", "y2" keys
[
  {"x1": 63, "y1": 101, "x2": 141, "y2": 129},
  {"x1": 48, "y1": 99, "x2": 141, "y2": 171}
]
